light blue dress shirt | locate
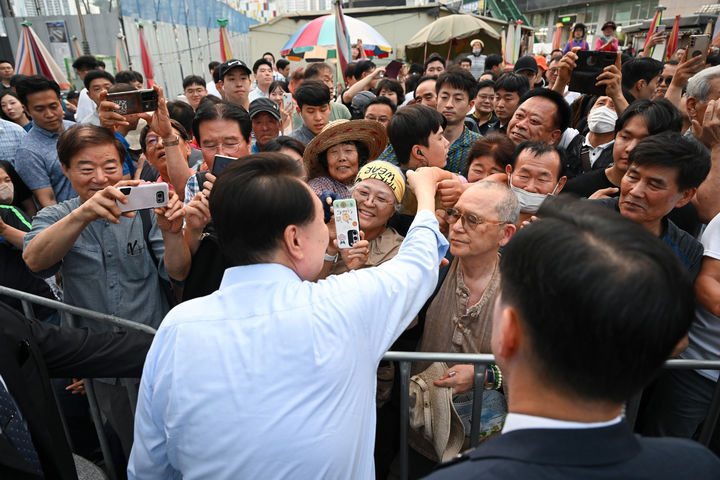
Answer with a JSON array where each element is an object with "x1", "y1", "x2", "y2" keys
[{"x1": 128, "y1": 210, "x2": 448, "y2": 479}]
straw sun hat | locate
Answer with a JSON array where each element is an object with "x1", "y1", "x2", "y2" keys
[{"x1": 303, "y1": 119, "x2": 388, "y2": 180}]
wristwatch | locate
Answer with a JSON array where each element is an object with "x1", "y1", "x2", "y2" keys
[
  {"x1": 324, "y1": 252, "x2": 338, "y2": 262},
  {"x1": 162, "y1": 135, "x2": 180, "y2": 147}
]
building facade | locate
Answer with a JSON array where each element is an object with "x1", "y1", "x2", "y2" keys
[{"x1": 516, "y1": 0, "x2": 715, "y2": 48}]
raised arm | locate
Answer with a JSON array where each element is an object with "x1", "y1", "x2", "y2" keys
[{"x1": 23, "y1": 180, "x2": 140, "y2": 272}]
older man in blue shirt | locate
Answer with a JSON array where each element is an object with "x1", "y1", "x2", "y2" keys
[{"x1": 128, "y1": 153, "x2": 449, "y2": 479}]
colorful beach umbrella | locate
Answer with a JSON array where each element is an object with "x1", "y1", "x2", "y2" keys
[
  {"x1": 138, "y1": 24, "x2": 155, "y2": 87},
  {"x1": 15, "y1": 22, "x2": 70, "y2": 89},
  {"x1": 218, "y1": 19, "x2": 234, "y2": 62},
  {"x1": 281, "y1": 14, "x2": 391, "y2": 60}
]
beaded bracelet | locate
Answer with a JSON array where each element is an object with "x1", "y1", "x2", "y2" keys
[{"x1": 491, "y1": 364, "x2": 503, "y2": 390}]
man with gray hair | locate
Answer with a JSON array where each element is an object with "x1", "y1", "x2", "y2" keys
[
  {"x1": 407, "y1": 181, "x2": 519, "y2": 476},
  {"x1": 684, "y1": 66, "x2": 720, "y2": 223}
]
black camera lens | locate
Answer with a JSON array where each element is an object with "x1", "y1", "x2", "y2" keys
[{"x1": 119, "y1": 187, "x2": 131, "y2": 195}]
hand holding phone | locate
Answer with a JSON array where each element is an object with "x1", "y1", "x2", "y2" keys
[
  {"x1": 333, "y1": 199, "x2": 360, "y2": 249},
  {"x1": 211, "y1": 155, "x2": 236, "y2": 176},
  {"x1": 116, "y1": 183, "x2": 169, "y2": 212},
  {"x1": 689, "y1": 35, "x2": 711, "y2": 65},
  {"x1": 107, "y1": 89, "x2": 159, "y2": 115},
  {"x1": 569, "y1": 51, "x2": 617, "y2": 96}
]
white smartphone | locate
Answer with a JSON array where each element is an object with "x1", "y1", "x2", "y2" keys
[
  {"x1": 116, "y1": 183, "x2": 169, "y2": 212},
  {"x1": 333, "y1": 198, "x2": 360, "y2": 249},
  {"x1": 654, "y1": 24, "x2": 666, "y2": 35},
  {"x1": 283, "y1": 92, "x2": 293, "y2": 109}
]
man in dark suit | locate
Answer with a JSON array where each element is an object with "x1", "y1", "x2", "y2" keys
[
  {"x1": 425, "y1": 199, "x2": 720, "y2": 479},
  {"x1": 0, "y1": 301, "x2": 153, "y2": 479}
]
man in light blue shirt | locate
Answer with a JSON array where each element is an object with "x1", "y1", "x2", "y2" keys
[
  {"x1": 129, "y1": 154, "x2": 449, "y2": 479},
  {"x1": 14, "y1": 75, "x2": 77, "y2": 207}
]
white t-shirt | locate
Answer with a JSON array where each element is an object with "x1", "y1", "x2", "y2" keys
[
  {"x1": 75, "y1": 88, "x2": 95, "y2": 123},
  {"x1": 681, "y1": 213, "x2": 719, "y2": 381}
]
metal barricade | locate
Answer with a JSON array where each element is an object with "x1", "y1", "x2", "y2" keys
[
  {"x1": 0, "y1": 286, "x2": 156, "y2": 480},
  {"x1": 2, "y1": 286, "x2": 720, "y2": 480},
  {"x1": 384, "y1": 351, "x2": 720, "y2": 480}
]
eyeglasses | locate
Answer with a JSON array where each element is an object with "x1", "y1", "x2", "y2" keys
[
  {"x1": 201, "y1": 142, "x2": 245, "y2": 154},
  {"x1": 146, "y1": 135, "x2": 185, "y2": 147},
  {"x1": 445, "y1": 207, "x2": 505, "y2": 230},
  {"x1": 658, "y1": 76, "x2": 673, "y2": 86},
  {"x1": 354, "y1": 187, "x2": 393, "y2": 206}
]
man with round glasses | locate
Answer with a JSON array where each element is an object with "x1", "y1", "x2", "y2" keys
[{"x1": 407, "y1": 180, "x2": 519, "y2": 476}]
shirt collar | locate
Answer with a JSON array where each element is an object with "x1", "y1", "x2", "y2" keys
[
  {"x1": 33, "y1": 120, "x2": 67, "y2": 138},
  {"x1": 583, "y1": 134, "x2": 614, "y2": 150},
  {"x1": 502, "y1": 412, "x2": 623, "y2": 434},
  {"x1": 220, "y1": 263, "x2": 301, "y2": 290}
]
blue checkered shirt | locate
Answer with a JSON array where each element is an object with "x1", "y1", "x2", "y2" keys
[
  {"x1": 0, "y1": 119, "x2": 27, "y2": 166},
  {"x1": 446, "y1": 126, "x2": 480, "y2": 175}
]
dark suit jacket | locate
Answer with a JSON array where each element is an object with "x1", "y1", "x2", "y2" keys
[
  {"x1": 424, "y1": 421, "x2": 720, "y2": 479},
  {"x1": 0, "y1": 301, "x2": 153, "y2": 479}
]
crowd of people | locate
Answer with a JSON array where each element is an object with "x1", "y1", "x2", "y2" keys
[{"x1": 1, "y1": 24, "x2": 720, "y2": 479}]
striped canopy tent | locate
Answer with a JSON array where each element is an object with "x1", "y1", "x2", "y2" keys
[
  {"x1": 15, "y1": 21, "x2": 70, "y2": 89},
  {"x1": 280, "y1": 14, "x2": 391, "y2": 61}
]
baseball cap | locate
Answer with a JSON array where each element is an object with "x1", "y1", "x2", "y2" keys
[
  {"x1": 514, "y1": 56, "x2": 538, "y2": 74},
  {"x1": 249, "y1": 97, "x2": 281, "y2": 121},
  {"x1": 219, "y1": 59, "x2": 251, "y2": 80}
]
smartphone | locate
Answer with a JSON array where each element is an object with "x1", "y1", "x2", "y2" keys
[
  {"x1": 107, "y1": 89, "x2": 159, "y2": 115},
  {"x1": 384, "y1": 60, "x2": 403, "y2": 79},
  {"x1": 569, "y1": 50, "x2": 617, "y2": 96},
  {"x1": 333, "y1": 198, "x2": 360, "y2": 249},
  {"x1": 689, "y1": 34, "x2": 711, "y2": 64},
  {"x1": 318, "y1": 191, "x2": 337, "y2": 223},
  {"x1": 282, "y1": 92, "x2": 293, "y2": 109},
  {"x1": 117, "y1": 182, "x2": 168, "y2": 212},
  {"x1": 211, "y1": 155, "x2": 236, "y2": 176},
  {"x1": 654, "y1": 24, "x2": 666, "y2": 35}
]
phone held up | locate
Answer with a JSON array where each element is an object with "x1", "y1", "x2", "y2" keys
[
  {"x1": 106, "y1": 89, "x2": 159, "y2": 115},
  {"x1": 569, "y1": 50, "x2": 617, "y2": 97},
  {"x1": 689, "y1": 34, "x2": 711, "y2": 65},
  {"x1": 116, "y1": 182, "x2": 169, "y2": 212},
  {"x1": 211, "y1": 155, "x2": 237, "y2": 177},
  {"x1": 333, "y1": 199, "x2": 360, "y2": 249}
]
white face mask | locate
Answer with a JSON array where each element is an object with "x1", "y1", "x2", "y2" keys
[
  {"x1": 0, "y1": 182, "x2": 13, "y2": 205},
  {"x1": 472, "y1": 48, "x2": 482, "y2": 55},
  {"x1": 587, "y1": 106, "x2": 618, "y2": 134},
  {"x1": 509, "y1": 174, "x2": 559, "y2": 214}
]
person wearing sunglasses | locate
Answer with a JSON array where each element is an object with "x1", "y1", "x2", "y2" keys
[
  {"x1": 653, "y1": 60, "x2": 678, "y2": 99},
  {"x1": 406, "y1": 180, "x2": 519, "y2": 477}
]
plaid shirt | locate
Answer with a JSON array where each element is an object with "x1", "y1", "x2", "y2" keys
[
  {"x1": 0, "y1": 119, "x2": 26, "y2": 166},
  {"x1": 446, "y1": 126, "x2": 480, "y2": 175},
  {"x1": 308, "y1": 175, "x2": 352, "y2": 199}
]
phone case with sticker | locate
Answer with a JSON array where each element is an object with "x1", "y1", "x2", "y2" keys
[{"x1": 333, "y1": 199, "x2": 360, "y2": 249}]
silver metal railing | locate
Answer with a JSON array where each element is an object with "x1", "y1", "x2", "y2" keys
[
  {"x1": 2, "y1": 286, "x2": 719, "y2": 480},
  {"x1": 0, "y1": 286, "x2": 156, "y2": 480}
]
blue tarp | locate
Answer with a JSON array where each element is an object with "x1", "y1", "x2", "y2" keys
[{"x1": 122, "y1": 0, "x2": 258, "y2": 33}]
